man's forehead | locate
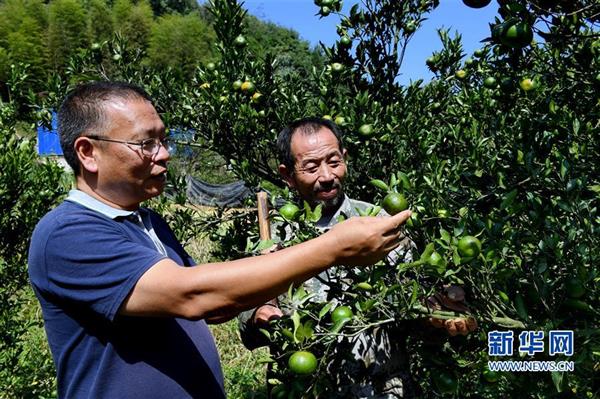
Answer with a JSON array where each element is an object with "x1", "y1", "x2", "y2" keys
[
  {"x1": 103, "y1": 98, "x2": 164, "y2": 137},
  {"x1": 103, "y1": 97, "x2": 155, "y2": 113},
  {"x1": 104, "y1": 98, "x2": 130, "y2": 112},
  {"x1": 291, "y1": 128, "x2": 341, "y2": 156}
]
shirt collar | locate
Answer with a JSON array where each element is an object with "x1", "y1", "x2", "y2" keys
[
  {"x1": 316, "y1": 194, "x2": 352, "y2": 228},
  {"x1": 66, "y1": 189, "x2": 138, "y2": 220}
]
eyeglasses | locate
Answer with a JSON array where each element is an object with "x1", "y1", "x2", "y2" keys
[{"x1": 86, "y1": 135, "x2": 173, "y2": 157}]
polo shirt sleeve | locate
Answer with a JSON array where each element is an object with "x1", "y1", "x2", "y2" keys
[{"x1": 38, "y1": 211, "x2": 166, "y2": 322}]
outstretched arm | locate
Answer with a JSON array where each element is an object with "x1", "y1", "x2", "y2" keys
[{"x1": 120, "y1": 211, "x2": 411, "y2": 323}]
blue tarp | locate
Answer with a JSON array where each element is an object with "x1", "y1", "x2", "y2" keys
[{"x1": 37, "y1": 111, "x2": 63, "y2": 156}]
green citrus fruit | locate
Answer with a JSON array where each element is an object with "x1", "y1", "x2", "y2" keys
[
  {"x1": 500, "y1": 77, "x2": 513, "y2": 92},
  {"x1": 457, "y1": 235, "x2": 482, "y2": 259},
  {"x1": 426, "y1": 56, "x2": 437, "y2": 69},
  {"x1": 501, "y1": 22, "x2": 533, "y2": 48},
  {"x1": 358, "y1": 124, "x2": 374, "y2": 137},
  {"x1": 240, "y1": 81, "x2": 256, "y2": 94},
  {"x1": 382, "y1": 193, "x2": 408, "y2": 215},
  {"x1": 331, "y1": 62, "x2": 344, "y2": 73},
  {"x1": 206, "y1": 62, "x2": 216, "y2": 71},
  {"x1": 474, "y1": 48, "x2": 485, "y2": 57},
  {"x1": 432, "y1": 371, "x2": 458, "y2": 393},
  {"x1": 234, "y1": 35, "x2": 246, "y2": 47},
  {"x1": 565, "y1": 278, "x2": 585, "y2": 298},
  {"x1": 279, "y1": 203, "x2": 300, "y2": 221},
  {"x1": 331, "y1": 306, "x2": 353, "y2": 324},
  {"x1": 482, "y1": 368, "x2": 500, "y2": 383},
  {"x1": 405, "y1": 21, "x2": 416, "y2": 34},
  {"x1": 232, "y1": 80, "x2": 243, "y2": 90},
  {"x1": 251, "y1": 92, "x2": 263, "y2": 103},
  {"x1": 455, "y1": 69, "x2": 467, "y2": 79},
  {"x1": 288, "y1": 351, "x2": 318, "y2": 375},
  {"x1": 334, "y1": 116, "x2": 346, "y2": 125},
  {"x1": 462, "y1": 0, "x2": 492, "y2": 8},
  {"x1": 340, "y1": 35, "x2": 352, "y2": 47},
  {"x1": 519, "y1": 78, "x2": 537, "y2": 91},
  {"x1": 483, "y1": 76, "x2": 497, "y2": 88}
]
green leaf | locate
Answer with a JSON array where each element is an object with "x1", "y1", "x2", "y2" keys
[
  {"x1": 309, "y1": 204, "x2": 323, "y2": 222},
  {"x1": 390, "y1": 173, "x2": 398, "y2": 190},
  {"x1": 292, "y1": 285, "x2": 308, "y2": 302},
  {"x1": 369, "y1": 179, "x2": 389, "y2": 192},
  {"x1": 368, "y1": 205, "x2": 382, "y2": 216},
  {"x1": 420, "y1": 243, "x2": 435, "y2": 261},
  {"x1": 588, "y1": 185, "x2": 600, "y2": 197},
  {"x1": 572, "y1": 118, "x2": 580, "y2": 135},
  {"x1": 291, "y1": 311, "x2": 301, "y2": 343},
  {"x1": 500, "y1": 189, "x2": 518, "y2": 210},
  {"x1": 397, "y1": 172, "x2": 411, "y2": 191},
  {"x1": 551, "y1": 371, "x2": 564, "y2": 393},
  {"x1": 452, "y1": 249, "x2": 461, "y2": 266},
  {"x1": 409, "y1": 280, "x2": 419, "y2": 305},
  {"x1": 303, "y1": 200, "x2": 312, "y2": 219},
  {"x1": 330, "y1": 317, "x2": 351, "y2": 334},
  {"x1": 440, "y1": 229, "x2": 451, "y2": 243},
  {"x1": 254, "y1": 239, "x2": 275, "y2": 252},
  {"x1": 258, "y1": 328, "x2": 271, "y2": 341},
  {"x1": 296, "y1": 321, "x2": 314, "y2": 341},
  {"x1": 514, "y1": 294, "x2": 528, "y2": 320},
  {"x1": 560, "y1": 159, "x2": 569, "y2": 180},
  {"x1": 319, "y1": 302, "x2": 333, "y2": 319}
]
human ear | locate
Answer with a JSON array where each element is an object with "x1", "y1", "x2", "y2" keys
[
  {"x1": 278, "y1": 164, "x2": 296, "y2": 189},
  {"x1": 74, "y1": 137, "x2": 99, "y2": 173}
]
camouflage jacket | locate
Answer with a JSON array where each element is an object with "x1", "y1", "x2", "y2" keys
[{"x1": 238, "y1": 195, "x2": 419, "y2": 398}]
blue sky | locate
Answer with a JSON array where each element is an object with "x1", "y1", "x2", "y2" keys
[{"x1": 200, "y1": 0, "x2": 500, "y2": 84}]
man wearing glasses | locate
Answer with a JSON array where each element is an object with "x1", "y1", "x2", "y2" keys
[{"x1": 27, "y1": 81, "x2": 412, "y2": 398}]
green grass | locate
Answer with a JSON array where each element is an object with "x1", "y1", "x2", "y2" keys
[{"x1": 209, "y1": 320, "x2": 269, "y2": 399}]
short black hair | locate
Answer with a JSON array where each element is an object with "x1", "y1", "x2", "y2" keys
[
  {"x1": 276, "y1": 117, "x2": 345, "y2": 171},
  {"x1": 58, "y1": 81, "x2": 153, "y2": 175}
]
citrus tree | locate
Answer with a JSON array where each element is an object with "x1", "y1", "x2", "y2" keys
[
  {"x1": 182, "y1": 0, "x2": 599, "y2": 397},
  {"x1": 0, "y1": 69, "x2": 67, "y2": 397}
]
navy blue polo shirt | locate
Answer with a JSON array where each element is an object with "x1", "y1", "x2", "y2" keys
[{"x1": 28, "y1": 191, "x2": 225, "y2": 398}]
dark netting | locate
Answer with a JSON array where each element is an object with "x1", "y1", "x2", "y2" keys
[{"x1": 185, "y1": 175, "x2": 253, "y2": 207}]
